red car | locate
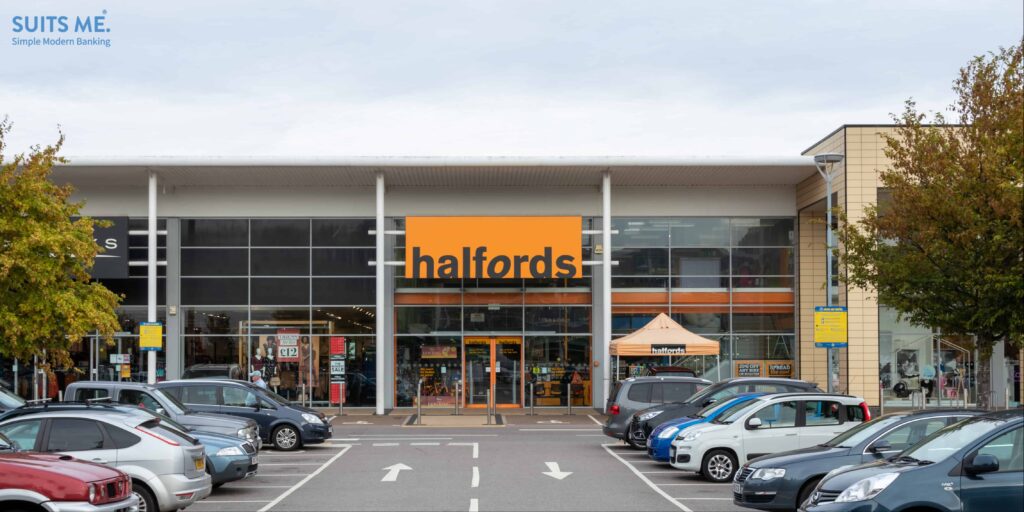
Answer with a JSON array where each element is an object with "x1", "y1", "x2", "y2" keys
[{"x1": 0, "y1": 432, "x2": 138, "y2": 512}]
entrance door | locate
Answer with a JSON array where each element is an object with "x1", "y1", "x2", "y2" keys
[{"x1": 464, "y1": 337, "x2": 523, "y2": 408}]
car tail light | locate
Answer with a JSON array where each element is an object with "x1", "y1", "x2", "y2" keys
[
  {"x1": 610, "y1": 404, "x2": 620, "y2": 415},
  {"x1": 860, "y1": 402, "x2": 871, "y2": 422},
  {"x1": 135, "y1": 426, "x2": 180, "y2": 446}
]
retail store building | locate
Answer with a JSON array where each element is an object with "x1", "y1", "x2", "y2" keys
[{"x1": 2, "y1": 125, "x2": 1019, "y2": 411}]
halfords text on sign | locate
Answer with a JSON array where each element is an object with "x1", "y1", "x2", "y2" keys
[{"x1": 405, "y1": 217, "x2": 582, "y2": 279}]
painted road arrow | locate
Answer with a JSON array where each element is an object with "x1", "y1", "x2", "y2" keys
[
  {"x1": 381, "y1": 463, "x2": 412, "y2": 482},
  {"x1": 542, "y1": 461, "x2": 572, "y2": 480}
]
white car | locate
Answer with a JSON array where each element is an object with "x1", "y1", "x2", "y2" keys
[{"x1": 669, "y1": 393, "x2": 869, "y2": 482}]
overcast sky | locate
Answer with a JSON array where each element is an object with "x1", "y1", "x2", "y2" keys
[{"x1": 1, "y1": 1, "x2": 1020, "y2": 158}]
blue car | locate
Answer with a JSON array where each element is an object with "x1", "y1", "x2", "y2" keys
[
  {"x1": 646, "y1": 393, "x2": 765, "y2": 462},
  {"x1": 195, "y1": 430, "x2": 259, "y2": 488}
]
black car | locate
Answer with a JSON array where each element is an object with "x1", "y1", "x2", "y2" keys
[
  {"x1": 735, "y1": 409, "x2": 984, "y2": 510},
  {"x1": 801, "y1": 410, "x2": 1023, "y2": 512},
  {"x1": 159, "y1": 379, "x2": 331, "y2": 451},
  {"x1": 626, "y1": 377, "x2": 822, "y2": 449}
]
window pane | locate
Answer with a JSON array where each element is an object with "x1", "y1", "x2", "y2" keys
[
  {"x1": 251, "y1": 278, "x2": 309, "y2": 305},
  {"x1": 312, "y1": 219, "x2": 375, "y2": 247},
  {"x1": 733, "y1": 335, "x2": 795, "y2": 360},
  {"x1": 182, "y1": 386, "x2": 219, "y2": 405},
  {"x1": 396, "y1": 307, "x2": 461, "y2": 334},
  {"x1": 613, "y1": 248, "x2": 669, "y2": 275},
  {"x1": 752, "y1": 401, "x2": 798, "y2": 428},
  {"x1": 732, "y1": 311, "x2": 794, "y2": 333},
  {"x1": 251, "y1": 219, "x2": 309, "y2": 246},
  {"x1": 118, "y1": 390, "x2": 161, "y2": 411},
  {"x1": 463, "y1": 306, "x2": 522, "y2": 332},
  {"x1": 395, "y1": 336, "x2": 461, "y2": 407},
  {"x1": 670, "y1": 218, "x2": 730, "y2": 246},
  {"x1": 183, "y1": 308, "x2": 247, "y2": 335},
  {"x1": 662, "y1": 382, "x2": 700, "y2": 402},
  {"x1": 803, "y1": 401, "x2": 842, "y2": 426},
  {"x1": 524, "y1": 306, "x2": 590, "y2": 333},
  {"x1": 612, "y1": 312, "x2": 659, "y2": 335},
  {"x1": 524, "y1": 336, "x2": 591, "y2": 406},
  {"x1": 312, "y1": 248, "x2": 374, "y2": 276},
  {"x1": 313, "y1": 307, "x2": 375, "y2": 334},
  {"x1": 182, "y1": 219, "x2": 248, "y2": 247},
  {"x1": 877, "y1": 419, "x2": 949, "y2": 451},
  {"x1": 612, "y1": 277, "x2": 669, "y2": 289},
  {"x1": 627, "y1": 383, "x2": 651, "y2": 402},
  {"x1": 732, "y1": 218, "x2": 794, "y2": 246},
  {"x1": 671, "y1": 248, "x2": 729, "y2": 275},
  {"x1": 977, "y1": 427, "x2": 1023, "y2": 471},
  {"x1": 184, "y1": 336, "x2": 242, "y2": 369},
  {"x1": 47, "y1": 419, "x2": 105, "y2": 451},
  {"x1": 732, "y1": 248, "x2": 794, "y2": 276},
  {"x1": 0, "y1": 420, "x2": 42, "y2": 450},
  {"x1": 671, "y1": 308, "x2": 729, "y2": 333},
  {"x1": 222, "y1": 386, "x2": 258, "y2": 407},
  {"x1": 100, "y1": 279, "x2": 167, "y2": 306},
  {"x1": 674, "y1": 276, "x2": 729, "y2": 288},
  {"x1": 252, "y1": 249, "x2": 310, "y2": 276},
  {"x1": 181, "y1": 278, "x2": 247, "y2": 305},
  {"x1": 249, "y1": 307, "x2": 310, "y2": 334},
  {"x1": 613, "y1": 219, "x2": 670, "y2": 247},
  {"x1": 731, "y1": 276, "x2": 794, "y2": 289},
  {"x1": 182, "y1": 249, "x2": 247, "y2": 276},
  {"x1": 312, "y1": 278, "x2": 374, "y2": 305}
]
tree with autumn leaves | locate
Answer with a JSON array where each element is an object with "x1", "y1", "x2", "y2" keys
[
  {"x1": 0, "y1": 119, "x2": 121, "y2": 378},
  {"x1": 837, "y1": 44, "x2": 1023, "y2": 409}
]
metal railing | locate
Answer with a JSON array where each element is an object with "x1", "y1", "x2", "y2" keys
[
  {"x1": 453, "y1": 381, "x2": 461, "y2": 416},
  {"x1": 566, "y1": 382, "x2": 574, "y2": 415},
  {"x1": 529, "y1": 382, "x2": 536, "y2": 416},
  {"x1": 485, "y1": 389, "x2": 492, "y2": 425},
  {"x1": 416, "y1": 378, "x2": 424, "y2": 425}
]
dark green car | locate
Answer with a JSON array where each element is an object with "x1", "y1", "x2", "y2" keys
[{"x1": 735, "y1": 409, "x2": 983, "y2": 510}]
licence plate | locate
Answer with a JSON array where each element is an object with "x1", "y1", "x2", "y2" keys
[
  {"x1": 194, "y1": 458, "x2": 205, "y2": 471},
  {"x1": 251, "y1": 455, "x2": 258, "y2": 465},
  {"x1": 733, "y1": 482, "x2": 742, "y2": 495}
]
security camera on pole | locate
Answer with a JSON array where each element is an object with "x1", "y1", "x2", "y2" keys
[{"x1": 813, "y1": 153, "x2": 845, "y2": 393}]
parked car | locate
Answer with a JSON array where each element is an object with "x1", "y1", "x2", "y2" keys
[
  {"x1": 801, "y1": 410, "x2": 1023, "y2": 512},
  {"x1": 735, "y1": 408, "x2": 984, "y2": 510},
  {"x1": 0, "y1": 386, "x2": 25, "y2": 414},
  {"x1": 648, "y1": 366, "x2": 697, "y2": 377},
  {"x1": 669, "y1": 393, "x2": 870, "y2": 482},
  {"x1": 0, "y1": 403, "x2": 212, "y2": 512},
  {"x1": 65, "y1": 381, "x2": 261, "y2": 449},
  {"x1": 647, "y1": 393, "x2": 765, "y2": 462},
  {"x1": 158, "y1": 379, "x2": 331, "y2": 450},
  {"x1": 182, "y1": 364, "x2": 244, "y2": 380},
  {"x1": 602, "y1": 376, "x2": 711, "y2": 444},
  {"x1": 0, "y1": 431, "x2": 139, "y2": 512},
  {"x1": 627, "y1": 377, "x2": 823, "y2": 449}
]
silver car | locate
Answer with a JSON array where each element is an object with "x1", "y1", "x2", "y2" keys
[
  {"x1": 602, "y1": 376, "x2": 711, "y2": 444},
  {"x1": 0, "y1": 405, "x2": 212, "y2": 512}
]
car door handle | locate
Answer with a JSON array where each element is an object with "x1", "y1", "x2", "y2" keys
[
  {"x1": 91, "y1": 458, "x2": 108, "y2": 464},
  {"x1": 785, "y1": 433, "x2": 798, "y2": 436}
]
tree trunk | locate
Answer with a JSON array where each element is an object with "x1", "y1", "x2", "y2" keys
[{"x1": 975, "y1": 335, "x2": 993, "y2": 410}]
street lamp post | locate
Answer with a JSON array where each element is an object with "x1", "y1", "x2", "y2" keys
[{"x1": 814, "y1": 153, "x2": 844, "y2": 393}]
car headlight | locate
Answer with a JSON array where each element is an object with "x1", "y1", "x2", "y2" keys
[
  {"x1": 301, "y1": 413, "x2": 322, "y2": 424},
  {"x1": 835, "y1": 473, "x2": 899, "y2": 503},
  {"x1": 637, "y1": 411, "x2": 663, "y2": 422},
  {"x1": 680, "y1": 430, "x2": 703, "y2": 441},
  {"x1": 215, "y1": 446, "x2": 245, "y2": 457},
  {"x1": 236, "y1": 428, "x2": 251, "y2": 439},
  {"x1": 657, "y1": 426, "x2": 680, "y2": 439},
  {"x1": 88, "y1": 483, "x2": 97, "y2": 504},
  {"x1": 751, "y1": 468, "x2": 786, "y2": 481}
]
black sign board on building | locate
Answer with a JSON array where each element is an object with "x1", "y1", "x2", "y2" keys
[{"x1": 89, "y1": 216, "x2": 129, "y2": 279}]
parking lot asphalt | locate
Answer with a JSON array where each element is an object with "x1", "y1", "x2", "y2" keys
[{"x1": 186, "y1": 412, "x2": 739, "y2": 512}]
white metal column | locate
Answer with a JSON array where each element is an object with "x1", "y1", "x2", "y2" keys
[
  {"x1": 375, "y1": 172, "x2": 386, "y2": 415},
  {"x1": 601, "y1": 171, "x2": 612, "y2": 412},
  {"x1": 147, "y1": 171, "x2": 158, "y2": 384}
]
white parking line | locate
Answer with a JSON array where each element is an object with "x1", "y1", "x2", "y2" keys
[
  {"x1": 449, "y1": 442, "x2": 479, "y2": 459},
  {"x1": 587, "y1": 414, "x2": 604, "y2": 425},
  {"x1": 373, "y1": 443, "x2": 400, "y2": 446},
  {"x1": 410, "y1": 442, "x2": 441, "y2": 446},
  {"x1": 225, "y1": 485, "x2": 293, "y2": 489},
  {"x1": 249, "y1": 474, "x2": 312, "y2": 477},
  {"x1": 471, "y1": 466, "x2": 480, "y2": 488},
  {"x1": 469, "y1": 498, "x2": 479, "y2": 512},
  {"x1": 258, "y1": 450, "x2": 306, "y2": 455},
  {"x1": 602, "y1": 444, "x2": 691, "y2": 512},
  {"x1": 518, "y1": 428, "x2": 602, "y2": 431},
  {"x1": 198, "y1": 500, "x2": 271, "y2": 504},
  {"x1": 672, "y1": 497, "x2": 732, "y2": 500},
  {"x1": 259, "y1": 463, "x2": 325, "y2": 466},
  {"x1": 257, "y1": 445, "x2": 352, "y2": 512}
]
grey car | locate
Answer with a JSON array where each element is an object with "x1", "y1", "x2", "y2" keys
[
  {"x1": 0, "y1": 404, "x2": 211, "y2": 512},
  {"x1": 65, "y1": 381, "x2": 261, "y2": 449},
  {"x1": 602, "y1": 376, "x2": 711, "y2": 442}
]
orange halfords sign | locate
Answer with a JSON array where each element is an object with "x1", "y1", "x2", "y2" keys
[{"x1": 405, "y1": 217, "x2": 582, "y2": 279}]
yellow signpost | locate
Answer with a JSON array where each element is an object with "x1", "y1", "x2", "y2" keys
[
  {"x1": 813, "y1": 306, "x2": 848, "y2": 347},
  {"x1": 140, "y1": 322, "x2": 163, "y2": 351}
]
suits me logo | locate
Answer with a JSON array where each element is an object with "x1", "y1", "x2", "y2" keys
[{"x1": 11, "y1": 10, "x2": 112, "y2": 48}]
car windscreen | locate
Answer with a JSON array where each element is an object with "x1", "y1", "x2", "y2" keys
[
  {"x1": 696, "y1": 396, "x2": 750, "y2": 418},
  {"x1": 155, "y1": 389, "x2": 188, "y2": 415},
  {"x1": 900, "y1": 416, "x2": 1008, "y2": 464},
  {"x1": 0, "y1": 387, "x2": 26, "y2": 409},
  {"x1": 258, "y1": 387, "x2": 291, "y2": 406},
  {"x1": 710, "y1": 398, "x2": 763, "y2": 424},
  {"x1": 825, "y1": 415, "x2": 904, "y2": 448},
  {"x1": 680, "y1": 382, "x2": 721, "y2": 405}
]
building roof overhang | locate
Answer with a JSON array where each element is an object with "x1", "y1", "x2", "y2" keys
[{"x1": 53, "y1": 155, "x2": 818, "y2": 188}]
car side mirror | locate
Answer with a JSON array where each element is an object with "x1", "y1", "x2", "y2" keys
[
  {"x1": 868, "y1": 440, "x2": 892, "y2": 453},
  {"x1": 703, "y1": 398, "x2": 717, "y2": 407},
  {"x1": 965, "y1": 454, "x2": 1000, "y2": 475},
  {"x1": 746, "y1": 417, "x2": 763, "y2": 430},
  {"x1": 155, "y1": 407, "x2": 166, "y2": 416}
]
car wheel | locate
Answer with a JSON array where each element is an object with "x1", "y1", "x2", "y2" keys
[
  {"x1": 701, "y1": 449, "x2": 737, "y2": 483},
  {"x1": 626, "y1": 423, "x2": 647, "y2": 450},
  {"x1": 273, "y1": 425, "x2": 301, "y2": 451},
  {"x1": 797, "y1": 478, "x2": 821, "y2": 509},
  {"x1": 133, "y1": 482, "x2": 158, "y2": 512}
]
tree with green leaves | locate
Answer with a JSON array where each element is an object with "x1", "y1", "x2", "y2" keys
[
  {"x1": 836, "y1": 44, "x2": 1023, "y2": 409},
  {"x1": 0, "y1": 119, "x2": 122, "y2": 375}
]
